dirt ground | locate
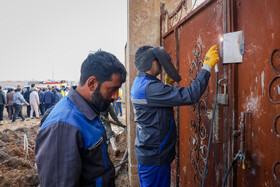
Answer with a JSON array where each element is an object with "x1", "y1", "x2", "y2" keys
[{"x1": 0, "y1": 106, "x2": 128, "y2": 186}]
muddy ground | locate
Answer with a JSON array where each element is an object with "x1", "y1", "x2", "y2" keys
[{"x1": 0, "y1": 108, "x2": 128, "y2": 186}]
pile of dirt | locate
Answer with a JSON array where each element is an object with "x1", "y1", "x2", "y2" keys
[
  {"x1": 0, "y1": 122, "x2": 40, "y2": 187},
  {"x1": 0, "y1": 117, "x2": 128, "y2": 186}
]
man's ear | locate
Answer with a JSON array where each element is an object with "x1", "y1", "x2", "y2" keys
[{"x1": 87, "y1": 76, "x2": 98, "y2": 91}]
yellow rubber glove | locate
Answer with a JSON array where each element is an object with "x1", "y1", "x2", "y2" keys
[
  {"x1": 165, "y1": 74, "x2": 175, "y2": 85},
  {"x1": 204, "y1": 45, "x2": 220, "y2": 68}
]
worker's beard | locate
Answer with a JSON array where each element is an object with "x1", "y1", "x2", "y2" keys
[{"x1": 91, "y1": 83, "x2": 114, "y2": 112}]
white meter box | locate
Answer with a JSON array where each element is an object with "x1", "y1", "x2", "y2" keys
[{"x1": 223, "y1": 31, "x2": 244, "y2": 63}]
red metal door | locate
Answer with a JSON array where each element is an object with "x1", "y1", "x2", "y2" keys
[
  {"x1": 160, "y1": 0, "x2": 280, "y2": 186},
  {"x1": 161, "y1": 1, "x2": 225, "y2": 186},
  {"x1": 234, "y1": 0, "x2": 280, "y2": 186}
]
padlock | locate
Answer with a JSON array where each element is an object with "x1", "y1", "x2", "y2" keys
[{"x1": 217, "y1": 84, "x2": 228, "y2": 105}]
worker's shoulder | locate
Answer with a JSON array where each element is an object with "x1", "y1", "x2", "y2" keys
[
  {"x1": 39, "y1": 98, "x2": 105, "y2": 149},
  {"x1": 146, "y1": 79, "x2": 165, "y2": 91},
  {"x1": 39, "y1": 97, "x2": 85, "y2": 131}
]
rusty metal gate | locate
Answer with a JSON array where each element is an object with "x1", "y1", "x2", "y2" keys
[{"x1": 160, "y1": 0, "x2": 280, "y2": 186}]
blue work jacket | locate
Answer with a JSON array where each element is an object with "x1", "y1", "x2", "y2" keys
[
  {"x1": 44, "y1": 91, "x2": 54, "y2": 104},
  {"x1": 130, "y1": 69, "x2": 210, "y2": 166},
  {"x1": 54, "y1": 92, "x2": 63, "y2": 104},
  {"x1": 35, "y1": 87, "x2": 115, "y2": 187},
  {"x1": 39, "y1": 91, "x2": 45, "y2": 103}
]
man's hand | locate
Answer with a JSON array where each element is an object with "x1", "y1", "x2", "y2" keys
[
  {"x1": 204, "y1": 45, "x2": 220, "y2": 68},
  {"x1": 165, "y1": 74, "x2": 175, "y2": 85}
]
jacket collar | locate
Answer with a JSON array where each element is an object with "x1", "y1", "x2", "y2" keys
[
  {"x1": 137, "y1": 71, "x2": 160, "y2": 81},
  {"x1": 68, "y1": 87, "x2": 97, "y2": 121}
]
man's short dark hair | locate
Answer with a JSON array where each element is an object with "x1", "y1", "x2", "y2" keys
[
  {"x1": 27, "y1": 87, "x2": 30, "y2": 91},
  {"x1": 31, "y1": 84, "x2": 35, "y2": 88},
  {"x1": 80, "y1": 51, "x2": 127, "y2": 86}
]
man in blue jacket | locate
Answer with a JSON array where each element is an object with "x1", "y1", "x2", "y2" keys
[
  {"x1": 54, "y1": 88, "x2": 63, "y2": 104},
  {"x1": 35, "y1": 51, "x2": 126, "y2": 187},
  {"x1": 24, "y1": 87, "x2": 31, "y2": 117},
  {"x1": 38, "y1": 88, "x2": 45, "y2": 116},
  {"x1": 130, "y1": 45, "x2": 219, "y2": 187},
  {"x1": 0, "y1": 86, "x2": 6, "y2": 122},
  {"x1": 44, "y1": 87, "x2": 54, "y2": 111}
]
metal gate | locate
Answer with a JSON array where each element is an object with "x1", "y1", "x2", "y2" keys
[{"x1": 160, "y1": 0, "x2": 280, "y2": 186}]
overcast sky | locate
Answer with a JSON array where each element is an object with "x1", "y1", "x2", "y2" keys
[{"x1": 0, "y1": 0, "x2": 127, "y2": 82}]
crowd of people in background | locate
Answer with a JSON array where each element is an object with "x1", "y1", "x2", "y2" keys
[
  {"x1": 0, "y1": 83, "x2": 124, "y2": 124},
  {"x1": 0, "y1": 84, "x2": 69, "y2": 124}
]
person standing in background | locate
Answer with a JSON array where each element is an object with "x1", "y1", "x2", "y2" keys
[
  {"x1": 24, "y1": 87, "x2": 31, "y2": 118},
  {"x1": 0, "y1": 86, "x2": 6, "y2": 122},
  {"x1": 12, "y1": 88, "x2": 29, "y2": 123},
  {"x1": 6, "y1": 88, "x2": 15, "y2": 120},
  {"x1": 60, "y1": 85, "x2": 69, "y2": 97},
  {"x1": 115, "y1": 90, "x2": 123, "y2": 117},
  {"x1": 51, "y1": 86, "x2": 56, "y2": 95},
  {"x1": 31, "y1": 83, "x2": 36, "y2": 92},
  {"x1": 44, "y1": 88, "x2": 54, "y2": 111},
  {"x1": 5, "y1": 89, "x2": 10, "y2": 116},
  {"x1": 54, "y1": 88, "x2": 63, "y2": 104},
  {"x1": 30, "y1": 88, "x2": 40, "y2": 119},
  {"x1": 16, "y1": 85, "x2": 21, "y2": 92},
  {"x1": 39, "y1": 88, "x2": 45, "y2": 116}
]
